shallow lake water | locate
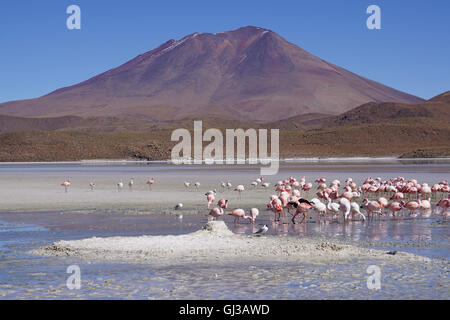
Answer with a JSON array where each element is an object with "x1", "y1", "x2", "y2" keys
[{"x1": 0, "y1": 160, "x2": 448, "y2": 299}]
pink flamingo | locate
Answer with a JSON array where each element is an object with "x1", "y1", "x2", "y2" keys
[
  {"x1": 340, "y1": 191, "x2": 354, "y2": 201},
  {"x1": 403, "y1": 200, "x2": 420, "y2": 217},
  {"x1": 418, "y1": 197, "x2": 431, "y2": 210},
  {"x1": 209, "y1": 207, "x2": 224, "y2": 220},
  {"x1": 227, "y1": 209, "x2": 255, "y2": 224},
  {"x1": 269, "y1": 196, "x2": 283, "y2": 222},
  {"x1": 217, "y1": 199, "x2": 228, "y2": 209},
  {"x1": 205, "y1": 190, "x2": 216, "y2": 208},
  {"x1": 390, "y1": 192, "x2": 404, "y2": 201},
  {"x1": 437, "y1": 196, "x2": 450, "y2": 217},
  {"x1": 146, "y1": 177, "x2": 154, "y2": 190},
  {"x1": 362, "y1": 198, "x2": 382, "y2": 220},
  {"x1": 291, "y1": 189, "x2": 301, "y2": 198},
  {"x1": 386, "y1": 202, "x2": 403, "y2": 219},
  {"x1": 289, "y1": 200, "x2": 314, "y2": 224},
  {"x1": 61, "y1": 179, "x2": 71, "y2": 193}
]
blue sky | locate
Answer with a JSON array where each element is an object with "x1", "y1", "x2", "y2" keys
[{"x1": 0, "y1": 0, "x2": 449, "y2": 103}]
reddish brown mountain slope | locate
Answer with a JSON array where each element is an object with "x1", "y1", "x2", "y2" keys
[
  {"x1": 328, "y1": 90, "x2": 450, "y2": 126},
  {"x1": 0, "y1": 26, "x2": 423, "y2": 122}
]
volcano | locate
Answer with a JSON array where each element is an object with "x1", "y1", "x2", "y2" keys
[{"x1": 0, "y1": 26, "x2": 424, "y2": 122}]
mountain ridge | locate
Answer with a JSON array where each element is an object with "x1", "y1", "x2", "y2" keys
[{"x1": 0, "y1": 26, "x2": 423, "y2": 122}]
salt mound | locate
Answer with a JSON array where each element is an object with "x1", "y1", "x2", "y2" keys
[
  {"x1": 200, "y1": 221, "x2": 234, "y2": 236},
  {"x1": 31, "y1": 221, "x2": 431, "y2": 265}
]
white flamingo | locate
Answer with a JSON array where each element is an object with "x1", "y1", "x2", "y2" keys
[
  {"x1": 128, "y1": 178, "x2": 134, "y2": 190},
  {"x1": 310, "y1": 198, "x2": 327, "y2": 222},
  {"x1": 326, "y1": 197, "x2": 340, "y2": 221},
  {"x1": 235, "y1": 185, "x2": 245, "y2": 199},
  {"x1": 350, "y1": 202, "x2": 366, "y2": 221},
  {"x1": 338, "y1": 198, "x2": 351, "y2": 222}
]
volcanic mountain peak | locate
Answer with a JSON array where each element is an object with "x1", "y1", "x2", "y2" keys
[{"x1": 0, "y1": 26, "x2": 424, "y2": 122}]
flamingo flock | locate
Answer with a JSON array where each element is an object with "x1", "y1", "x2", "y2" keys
[
  {"x1": 205, "y1": 175, "x2": 449, "y2": 225},
  {"x1": 60, "y1": 177, "x2": 156, "y2": 193},
  {"x1": 59, "y1": 175, "x2": 449, "y2": 226}
]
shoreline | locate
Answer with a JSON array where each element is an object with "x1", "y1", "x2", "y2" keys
[{"x1": 1, "y1": 156, "x2": 450, "y2": 166}]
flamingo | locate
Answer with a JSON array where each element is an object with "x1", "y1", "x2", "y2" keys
[
  {"x1": 226, "y1": 182, "x2": 232, "y2": 190},
  {"x1": 146, "y1": 177, "x2": 154, "y2": 190},
  {"x1": 250, "y1": 181, "x2": 258, "y2": 188},
  {"x1": 205, "y1": 190, "x2": 217, "y2": 208},
  {"x1": 234, "y1": 185, "x2": 245, "y2": 199},
  {"x1": 326, "y1": 197, "x2": 340, "y2": 221},
  {"x1": 184, "y1": 181, "x2": 191, "y2": 189},
  {"x1": 403, "y1": 200, "x2": 420, "y2": 217},
  {"x1": 194, "y1": 182, "x2": 201, "y2": 189},
  {"x1": 340, "y1": 191, "x2": 354, "y2": 201},
  {"x1": 420, "y1": 184, "x2": 432, "y2": 199},
  {"x1": 217, "y1": 199, "x2": 228, "y2": 209},
  {"x1": 386, "y1": 202, "x2": 403, "y2": 219},
  {"x1": 378, "y1": 197, "x2": 388, "y2": 208},
  {"x1": 338, "y1": 198, "x2": 351, "y2": 222},
  {"x1": 269, "y1": 196, "x2": 283, "y2": 222},
  {"x1": 249, "y1": 208, "x2": 259, "y2": 222},
  {"x1": 262, "y1": 182, "x2": 270, "y2": 189},
  {"x1": 289, "y1": 200, "x2": 314, "y2": 224},
  {"x1": 61, "y1": 179, "x2": 71, "y2": 193},
  {"x1": 128, "y1": 178, "x2": 134, "y2": 190},
  {"x1": 209, "y1": 207, "x2": 224, "y2": 220},
  {"x1": 350, "y1": 202, "x2": 366, "y2": 221},
  {"x1": 227, "y1": 209, "x2": 254, "y2": 224},
  {"x1": 89, "y1": 181, "x2": 95, "y2": 191},
  {"x1": 309, "y1": 198, "x2": 327, "y2": 223},
  {"x1": 390, "y1": 192, "x2": 404, "y2": 201},
  {"x1": 117, "y1": 181, "x2": 124, "y2": 192},
  {"x1": 291, "y1": 189, "x2": 301, "y2": 198},
  {"x1": 437, "y1": 196, "x2": 450, "y2": 214},
  {"x1": 362, "y1": 198, "x2": 382, "y2": 220},
  {"x1": 418, "y1": 197, "x2": 431, "y2": 210}
]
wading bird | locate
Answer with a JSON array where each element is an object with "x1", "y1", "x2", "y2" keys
[
  {"x1": 253, "y1": 224, "x2": 268, "y2": 236},
  {"x1": 234, "y1": 185, "x2": 245, "y2": 199},
  {"x1": 147, "y1": 177, "x2": 154, "y2": 190},
  {"x1": 227, "y1": 209, "x2": 255, "y2": 224},
  {"x1": 61, "y1": 179, "x2": 71, "y2": 193}
]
